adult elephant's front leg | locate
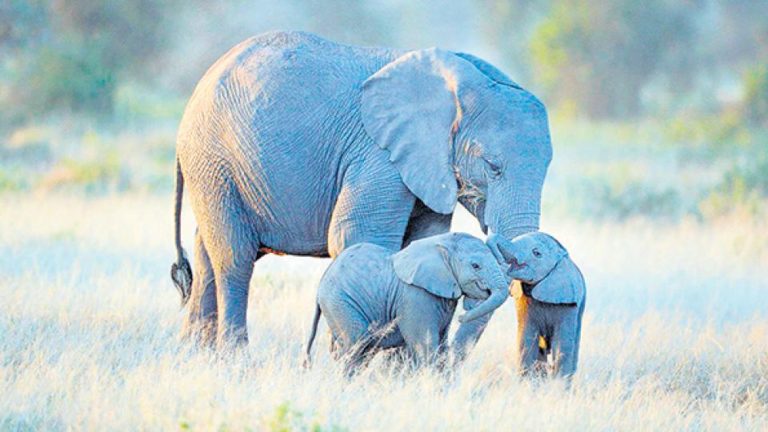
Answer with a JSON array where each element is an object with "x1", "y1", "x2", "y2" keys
[
  {"x1": 402, "y1": 200, "x2": 452, "y2": 247},
  {"x1": 327, "y1": 159, "x2": 414, "y2": 256}
]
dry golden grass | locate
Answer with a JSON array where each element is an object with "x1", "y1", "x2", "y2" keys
[{"x1": 1, "y1": 193, "x2": 767, "y2": 431}]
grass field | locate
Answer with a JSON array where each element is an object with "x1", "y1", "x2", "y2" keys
[{"x1": 1, "y1": 190, "x2": 766, "y2": 431}]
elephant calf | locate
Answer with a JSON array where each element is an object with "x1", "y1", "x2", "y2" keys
[
  {"x1": 304, "y1": 233, "x2": 508, "y2": 374},
  {"x1": 502, "y1": 232, "x2": 586, "y2": 380}
]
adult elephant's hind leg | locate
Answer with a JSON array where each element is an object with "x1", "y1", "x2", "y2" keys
[
  {"x1": 182, "y1": 230, "x2": 218, "y2": 347},
  {"x1": 214, "y1": 255, "x2": 255, "y2": 351},
  {"x1": 199, "y1": 183, "x2": 259, "y2": 352}
]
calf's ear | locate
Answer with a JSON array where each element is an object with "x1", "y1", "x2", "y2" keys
[
  {"x1": 392, "y1": 235, "x2": 462, "y2": 299},
  {"x1": 530, "y1": 257, "x2": 585, "y2": 305}
]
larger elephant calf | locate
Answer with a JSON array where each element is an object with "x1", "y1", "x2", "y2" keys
[{"x1": 304, "y1": 233, "x2": 509, "y2": 374}]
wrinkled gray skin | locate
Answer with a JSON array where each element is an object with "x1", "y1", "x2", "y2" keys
[
  {"x1": 304, "y1": 233, "x2": 508, "y2": 374},
  {"x1": 503, "y1": 232, "x2": 586, "y2": 381},
  {"x1": 170, "y1": 31, "x2": 552, "y2": 350}
]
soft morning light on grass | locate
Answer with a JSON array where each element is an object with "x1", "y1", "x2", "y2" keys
[{"x1": 1, "y1": 194, "x2": 765, "y2": 430}]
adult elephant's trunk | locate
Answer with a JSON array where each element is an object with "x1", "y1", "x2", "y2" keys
[{"x1": 482, "y1": 164, "x2": 544, "y2": 267}]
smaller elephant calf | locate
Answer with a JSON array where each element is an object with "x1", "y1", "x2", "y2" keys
[
  {"x1": 501, "y1": 232, "x2": 586, "y2": 380},
  {"x1": 304, "y1": 233, "x2": 509, "y2": 374}
]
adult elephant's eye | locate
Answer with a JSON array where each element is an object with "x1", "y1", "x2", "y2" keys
[
  {"x1": 484, "y1": 158, "x2": 502, "y2": 180},
  {"x1": 471, "y1": 262, "x2": 481, "y2": 270}
]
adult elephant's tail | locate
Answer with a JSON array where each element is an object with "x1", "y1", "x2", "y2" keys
[
  {"x1": 170, "y1": 158, "x2": 193, "y2": 306},
  {"x1": 303, "y1": 304, "x2": 322, "y2": 369}
]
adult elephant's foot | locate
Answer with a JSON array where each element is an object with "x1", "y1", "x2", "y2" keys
[
  {"x1": 181, "y1": 287, "x2": 218, "y2": 349},
  {"x1": 181, "y1": 319, "x2": 217, "y2": 350},
  {"x1": 216, "y1": 326, "x2": 249, "y2": 353}
]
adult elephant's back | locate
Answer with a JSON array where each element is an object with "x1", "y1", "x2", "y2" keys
[{"x1": 176, "y1": 31, "x2": 401, "y2": 257}]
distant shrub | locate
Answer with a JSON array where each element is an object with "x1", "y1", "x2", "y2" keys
[
  {"x1": 0, "y1": 166, "x2": 29, "y2": 191},
  {"x1": 19, "y1": 44, "x2": 116, "y2": 115},
  {"x1": 529, "y1": 0, "x2": 699, "y2": 119},
  {"x1": 1, "y1": 0, "x2": 178, "y2": 121},
  {"x1": 39, "y1": 152, "x2": 129, "y2": 193},
  {"x1": 113, "y1": 83, "x2": 186, "y2": 122},
  {"x1": 661, "y1": 112, "x2": 751, "y2": 151},
  {"x1": 698, "y1": 154, "x2": 768, "y2": 219},
  {"x1": 561, "y1": 171, "x2": 683, "y2": 221},
  {"x1": 583, "y1": 147, "x2": 768, "y2": 222},
  {"x1": 2, "y1": 125, "x2": 53, "y2": 163},
  {"x1": 743, "y1": 64, "x2": 768, "y2": 127}
]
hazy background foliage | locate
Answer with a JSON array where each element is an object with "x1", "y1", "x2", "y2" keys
[
  {"x1": 2, "y1": 0, "x2": 766, "y2": 122},
  {"x1": 1, "y1": 0, "x2": 766, "y2": 221}
]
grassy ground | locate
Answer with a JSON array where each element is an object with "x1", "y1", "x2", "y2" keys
[{"x1": 1, "y1": 192, "x2": 766, "y2": 431}]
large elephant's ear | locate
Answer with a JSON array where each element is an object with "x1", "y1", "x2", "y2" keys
[
  {"x1": 530, "y1": 257, "x2": 585, "y2": 305},
  {"x1": 392, "y1": 234, "x2": 462, "y2": 299},
  {"x1": 452, "y1": 52, "x2": 522, "y2": 89},
  {"x1": 362, "y1": 48, "x2": 479, "y2": 215}
]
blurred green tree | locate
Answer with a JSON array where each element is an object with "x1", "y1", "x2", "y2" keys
[
  {"x1": 712, "y1": 1, "x2": 768, "y2": 71},
  {"x1": 716, "y1": 1, "x2": 768, "y2": 126},
  {"x1": 527, "y1": 0, "x2": 701, "y2": 119},
  {"x1": 1, "y1": 0, "x2": 177, "y2": 120},
  {"x1": 743, "y1": 65, "x2": 768, "y2": 127},
  {"x1": 473, "y1": 0, "x2": 550, "y2": 81}
]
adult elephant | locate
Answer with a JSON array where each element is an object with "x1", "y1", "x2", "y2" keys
[{"x1": 171, "y1": 31, "x2": 552, "y2": 349}]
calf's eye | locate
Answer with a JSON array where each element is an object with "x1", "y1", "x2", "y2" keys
[{"x1": 532, "y1": 249, "x2": 542, "y2": 258}]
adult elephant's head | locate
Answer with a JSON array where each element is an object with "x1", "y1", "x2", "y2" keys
[{"x1": 361, "y1": 48, "x2": 551, "y2": 254}]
